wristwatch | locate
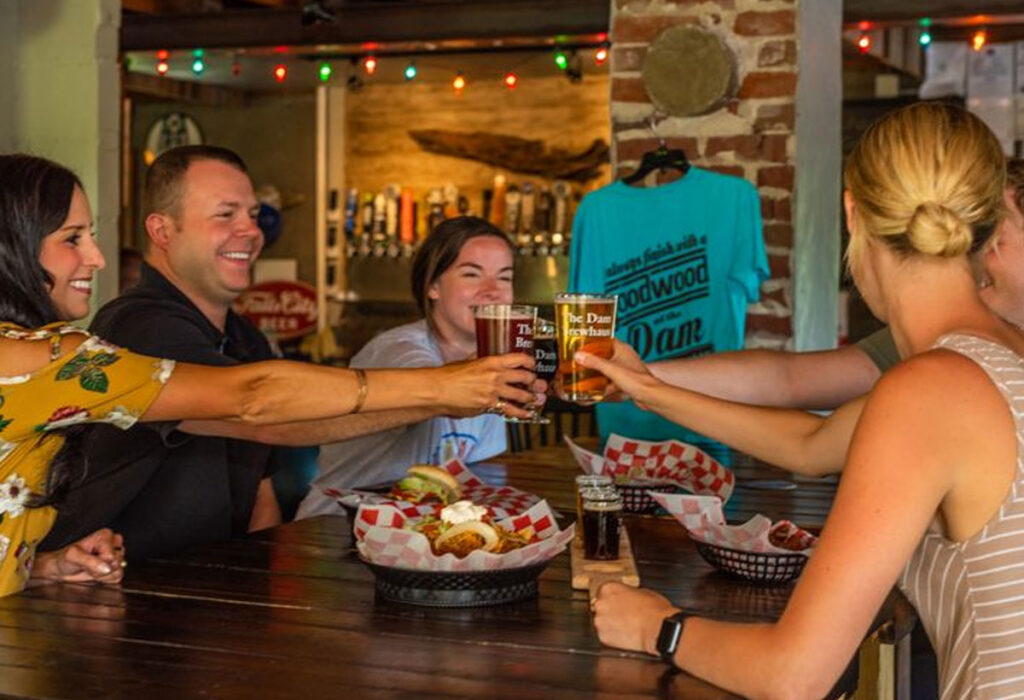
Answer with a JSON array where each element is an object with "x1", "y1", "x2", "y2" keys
[{"x1": 655, "y1": 611, "x2": 689, "y2": 664}]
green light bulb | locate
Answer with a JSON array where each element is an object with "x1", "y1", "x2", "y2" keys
[
  {"x1": 404, "y1": 63, "x2": 417, "y2": 80},
  {"x1": 318, "y1": 62, "x2": 332, "y2": 82},
  {"x1": 555, "y1": 52, "x2": 568, "y2": 70},
  {"x1": 191, "y1": 58, "x2": 204, "y2": 74},
  {"x1": 919, "y1": 31, "x2": 932, "y2": 46}
]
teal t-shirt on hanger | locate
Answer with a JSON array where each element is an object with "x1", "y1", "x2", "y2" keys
[{"x1": 569, "y1": 167, "x2": 769, "y2": 460}]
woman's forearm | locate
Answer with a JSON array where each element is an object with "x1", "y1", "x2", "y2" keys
[
  {"x1": 148, "y1": 361, "x2": 440, "y2": 424},
  {"x1": 633, "y1": 377, "x2": 855, "y2": 476},
  {"x1": 241, "y1": 364, "x2": 442, "y2": 424}
]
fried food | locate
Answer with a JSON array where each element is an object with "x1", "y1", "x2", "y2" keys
[{"x1": 409, "y1": 500, "x2": 538, "y2": 558}]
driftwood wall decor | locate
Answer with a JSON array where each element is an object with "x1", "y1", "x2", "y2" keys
[{"x1": 407, "y1": 129, "x2": 609, "y2": 182}]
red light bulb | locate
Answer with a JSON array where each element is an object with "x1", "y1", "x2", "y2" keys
[
  {"x1": 363, "y1": 56, "x2": 377, "y2": 75},
  {"x1": 273, "y1": 64, "x2": 287, "y2": 83},
  {"x1": 504, "y1": 72, "x2": 518, "y2": 89}
]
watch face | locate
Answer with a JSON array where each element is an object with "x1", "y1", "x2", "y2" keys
[{"x1": 656, "y1": 615, "x2": 684, "y2": 660}]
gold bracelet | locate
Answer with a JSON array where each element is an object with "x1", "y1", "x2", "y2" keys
[{"x1": 352, "y1": 368, "x2": 368, "y2": 414}]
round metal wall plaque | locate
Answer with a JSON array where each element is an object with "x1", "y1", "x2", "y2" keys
[{"x1": 641, "y1": 26, "x2": 735, "y2": 116}]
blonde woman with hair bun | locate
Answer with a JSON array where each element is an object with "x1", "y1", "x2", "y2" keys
[
  {"x1": 843, "y1": 100, "x2": 1004, "y2": 278},
  {"x1": 578, "y1": 102, "x2": 1024, "y2": 698}
]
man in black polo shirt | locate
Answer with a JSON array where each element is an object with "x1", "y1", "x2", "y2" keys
[{"x1": 42, "y1": 146, "x2": 442, "y2": 558}]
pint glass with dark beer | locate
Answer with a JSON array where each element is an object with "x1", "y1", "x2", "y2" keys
[
  {"x1": 474, "y1": 304, "x2": 548, "y2": 424},
  {"x1": 553, "y1": 293, "x2": 617, "y2": 404}
]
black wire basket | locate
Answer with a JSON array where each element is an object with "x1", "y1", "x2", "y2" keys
[
  {"x1": 361, "y1": 559, "x2": 551, "y2": 607},
  {"x1": 615, "y1": 481, "x2": 690, "y2": 514},
  {"x1": 693, "y1": 539, "x2": 809, "y2": 584}
]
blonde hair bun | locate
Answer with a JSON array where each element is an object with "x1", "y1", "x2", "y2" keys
[
  {"x1": 843, "y1": 103, "x2": 1004, "y2": 264},
  {"x1": 906, "y1": 201, "x2": 974, "y2": 257}
]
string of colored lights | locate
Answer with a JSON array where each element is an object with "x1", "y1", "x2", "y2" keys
[
  {"x1": 852, "y1": 16, "x2": 994, "y2": 55},
  {"x1": 146, "y1": 41, "x2": 612, "y2": 90},
  {"x1": 151, "y1": 18, "x2": 1002, "y2": 83}
]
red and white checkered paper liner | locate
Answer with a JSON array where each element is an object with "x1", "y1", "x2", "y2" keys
[
  {"x1": 355, "y1": 499, "x2": 575, "y2": 571},
  {"x1": 651, "y1": 493, "x2": 816, "y2": 557},
  {"x1": 565, "y1": 434, "x2": 735, "y2": 503},
  {"x1": 326, "y1": 458, "x2": 540, "y2": 522}
]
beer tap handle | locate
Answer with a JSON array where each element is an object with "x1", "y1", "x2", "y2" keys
[
  {"x1": 343, "y1": 188, "x2": 358, "y2": 241},
  {"x1": 520, "y1": 182, "x2": 535, "y2": 234},
  {"x1": 504, "y1": 184, "x2": 521, "y2": 235}
]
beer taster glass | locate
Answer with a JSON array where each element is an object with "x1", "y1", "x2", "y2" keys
[
  {"x1": 581, "y1": 486, "x2": 623, "y2": 560},
  {"x1": 575, "y1": 474, "x2": 613, "y2": 543},
  {"x1": 474, "y1": 304, "x2": 549, "y2": 424},
  {"x1": 553, "y1": 292, "x2": 618, "y2": 405},
  {"x1": 533, "y1": 318, "x2": 558, "y2": 387}
]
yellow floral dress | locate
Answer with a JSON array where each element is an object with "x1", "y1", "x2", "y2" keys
[{"x1": 0, "y1": 322, "x2": 175, "y2": 596}]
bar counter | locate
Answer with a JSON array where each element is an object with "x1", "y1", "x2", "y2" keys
[{"x1": 0, "y1": 442, "x2": 914, "y2": 698}]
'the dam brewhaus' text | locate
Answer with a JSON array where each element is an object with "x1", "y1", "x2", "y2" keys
[{"x1": 562, "y1": 311, "x2": 614, "y2": 339}]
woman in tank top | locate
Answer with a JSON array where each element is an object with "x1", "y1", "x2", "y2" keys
[{"x1": 582, "y1": 103, "x2": 1024, "y2": 698}]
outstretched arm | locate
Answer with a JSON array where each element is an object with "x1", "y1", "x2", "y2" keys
[
  {"x1": 178, "y1": 407, "x2": 440, "y2": 445},
  {"x1": 648, "y1": 344, "x2": 881, "y2": 410},
  {"x1": 579, "y1": 341, "x2": 863, "y2": 476},
  {"x1": 142, "y1": 354, "x2": 536, "y2": 425}
]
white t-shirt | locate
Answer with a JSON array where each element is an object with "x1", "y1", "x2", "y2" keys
[{"x1": 295, "y1": 319, "x2": 507, "y2": 519}]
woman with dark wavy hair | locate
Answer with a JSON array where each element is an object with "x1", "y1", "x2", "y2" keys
[{"x1": 0, "y1": 154, "x2": 536, "y2": 597}]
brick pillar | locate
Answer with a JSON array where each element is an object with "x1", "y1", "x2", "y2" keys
[{"x1": 610, "y1": 0, "x2": 799, "y2": 349}]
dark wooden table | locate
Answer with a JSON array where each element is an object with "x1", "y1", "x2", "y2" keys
[{"x1": 0, "y1": 443, "x2": 913, "y2": 699}]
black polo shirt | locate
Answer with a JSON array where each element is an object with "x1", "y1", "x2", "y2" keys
[{"x1": 41, "y1": 263, "x2": 281, "y2": 558}]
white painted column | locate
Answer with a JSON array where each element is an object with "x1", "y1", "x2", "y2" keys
[
  {"x1": 793, "y1": 0, "x2": 842, "y2": 350},
  {"x1": 2, "y1": 0, "x2": 122, "y2": 313}
]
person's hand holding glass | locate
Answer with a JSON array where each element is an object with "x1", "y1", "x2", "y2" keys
[{"x1": 474, "y1": 304, "x2": 550, "y2": 424}]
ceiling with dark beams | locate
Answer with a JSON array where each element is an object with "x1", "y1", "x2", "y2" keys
[
  {"x1": 845, "y1": 0, "x2": 1024, "y2": 22},
  {"x1": 122, "y1": 0, "x2": 1024, "y2": 21},
  {"x1": 119, "y1": 0, "x2": 1024, "y2": 94},
  {"x1": 121, "y1": 0, "x2": 1024, "y2": 52}
]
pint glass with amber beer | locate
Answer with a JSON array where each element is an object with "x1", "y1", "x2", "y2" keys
[{"x1": 553, "y1": 293, "x2": 617, "y2": 404}]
